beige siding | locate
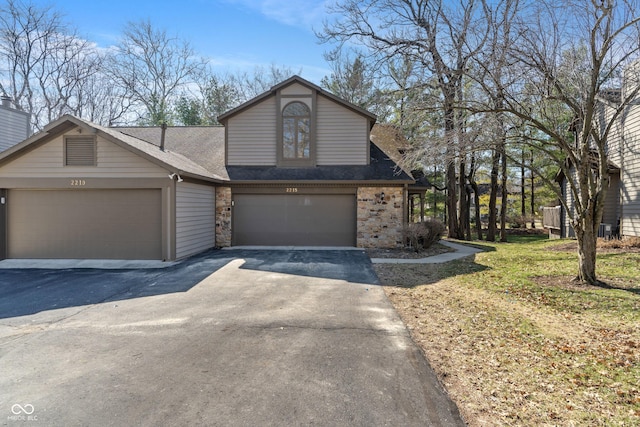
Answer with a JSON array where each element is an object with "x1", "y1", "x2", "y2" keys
[
  {"x1": 176, "y1": 182, "x2": 215, "y2": 258},
  {"x1": 0, "y1": 133, "x2": 166, "y2": 178},
  {"x1": 316, "y1": 96, "x2": 368, "y2": 165},
  {"x1": 621, "y1": 101, "x2": 640, "y2": 236},
  {"x1": 226, "y1": 97, "x2": 277, "y2": 165},
  {"x1": 281, "y1": 83, "x2": 312, "y2": 96}
]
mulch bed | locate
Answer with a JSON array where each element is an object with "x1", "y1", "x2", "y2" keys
[{"x1": 366, "y1": 241, "x2": 453, "y2": 259}]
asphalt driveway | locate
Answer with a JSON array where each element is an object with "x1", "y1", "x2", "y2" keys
[{"x1": 0, "y1": 250, "x2": 464, "y2": 426}]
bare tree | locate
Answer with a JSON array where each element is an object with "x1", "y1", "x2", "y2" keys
[
  {"x1": 107, "y1": 20, "x2": 205, "y2": 125},
  {"x1": 234, "y1": 63, "x2": 300, "y2": 101},
  {"x1": 0, "y1": 0, "x2": 99, "y2": 129},
  {"x1": 481, "y1": 0, "x2": 640, "y2": 284},
  {"x1": 320, "y1": 0, "x2": 490, "y2": 239}
]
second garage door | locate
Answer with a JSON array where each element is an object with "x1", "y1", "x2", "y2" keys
[
  {"x1": 233, "y1": 193, "x2": 356, "y2": 246},
  {"x1": 8, "y1": 189, "x2": 162, "y2": 259}
]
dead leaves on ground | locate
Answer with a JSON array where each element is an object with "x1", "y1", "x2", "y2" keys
[{"x1": 380, "y1": 270, "x2": 640, "y2": 426}]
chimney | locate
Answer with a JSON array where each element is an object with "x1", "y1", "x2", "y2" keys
[
  {"x1": 160, "y1": 122, "x2": 167, "y2": 151},
  {"x1": 1, "y1": 95, "x2": 12, "y2": 108}
]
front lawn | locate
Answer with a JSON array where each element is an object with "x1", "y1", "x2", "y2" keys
[{"x1": 375, "y1": 236, "x2": 640, "y2": 426}]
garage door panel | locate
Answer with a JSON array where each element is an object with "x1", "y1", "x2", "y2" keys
[
  {"x1": 233, "y1": 194, "x2": 355, "y2": 246},
  {"x1": 8, "y1": 189, "x2": 162, "y2": 259}
]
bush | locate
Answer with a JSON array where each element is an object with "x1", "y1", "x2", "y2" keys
[
  {"x1": 508, "y1": 214, "x2": 534, "y2": 229},
  {"x1": 403, "y1": 219, "x2": 446, "y2": 252},
  {"x1": 598, "y1": 236, "x2": 640, "y2": 249}
]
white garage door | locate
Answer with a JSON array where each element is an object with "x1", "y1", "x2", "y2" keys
[{"x1": 8, "y1": 189, "x2": 162, "y2": 259}]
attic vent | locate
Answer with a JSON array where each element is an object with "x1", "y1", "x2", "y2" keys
[{"x1": 65, "y1": 136, "x2": 96, "y2": 166}]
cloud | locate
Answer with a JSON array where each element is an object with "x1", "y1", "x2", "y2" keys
[{"x1": 226, "y1": 0, "x2": 332, "y2": 29}]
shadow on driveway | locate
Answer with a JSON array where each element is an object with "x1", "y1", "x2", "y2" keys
[{"x1": 0, "y1": 249, "x2": 378, "y2": 319}]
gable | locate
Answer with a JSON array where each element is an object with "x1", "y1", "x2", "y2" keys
[
  {"x1": 0, "y1": 128, "x2": 167, "y2": 179},
  {"x1": 224, "y1": 76, "x2": 373, "y2": 167}
]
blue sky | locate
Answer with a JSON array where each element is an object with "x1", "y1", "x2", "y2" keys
[{"x1": 44, "y1": 0, "x2": 337, "y2": 84}]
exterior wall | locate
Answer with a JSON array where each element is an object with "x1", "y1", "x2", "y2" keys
[
  {"x1": 621, "y1": 98, "x2": 640, "y2": 237},
  {"x1": 215, "y1": 186, "x2": 232, "y2": 247},
  {"x1": 0, "y1": 105, "x2": 30, "y2": 152},
  {"x1": 562, "y1": 176, "x2": 576, "y2": 238},
  {"x1": 226, "y1": 97, "x2": 277, "y2": 165},
  {"x1": 280, "y1": 82, "x2": 312, "y2": 96},
  {"x1": 0, "y1": 125, "x2": 178, "y2": 260},
  {"x1": 357, "y1": 186, "x2": 404, "y2": 248},
  {"x1": 0, "y1": 133, "x2": 167, "y2": 178},
  {"x1": 176, "y1": 182, "x2": 216, "y2": 259},
  {"x1": 225, "y1": 87, "x2": 370, "y2": 167},
  {"x1": 316, "y1": 96, "x2": 368, "y2": 165},
  {"x1": 602, "y1": 172, "x2": 620, "y2": 228}
]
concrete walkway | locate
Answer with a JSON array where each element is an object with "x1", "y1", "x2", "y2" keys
[{"x1": 370, "y1": 240, "x2": 483, "y2": 264}]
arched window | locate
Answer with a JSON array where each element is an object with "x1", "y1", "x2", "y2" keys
[{"x1": 282, "y1": 102, "x2": 310, "y2": 159}]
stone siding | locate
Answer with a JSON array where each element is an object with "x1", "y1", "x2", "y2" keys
[
  {"x1": 357, "y1": 186, "x2": 404, "y2": 248},
  {"x1": 215, "y1": 187, "x2": 232, "y2": 247}
]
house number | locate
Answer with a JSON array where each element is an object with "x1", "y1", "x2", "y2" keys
[
  {"x1": 286, "y1": 187, "x2": 298, "y2": 193},
  {"x1": 70, "y1": 179, "x2": 86, "y2": 186}
]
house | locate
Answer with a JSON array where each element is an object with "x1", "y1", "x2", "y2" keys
[
  {"x1": 0, "y1": 95, "x2": 30, "y2": 152},
  {"x1": 0, "y1": 76, "x2": 413, "y2": 261},
  {"x1": 555, "y1": 68, "x2": 640, "y2": 239}
]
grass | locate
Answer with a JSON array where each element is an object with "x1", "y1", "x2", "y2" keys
[{"x1": 376, "y1": 235, "x2": 640, "y2": 426}]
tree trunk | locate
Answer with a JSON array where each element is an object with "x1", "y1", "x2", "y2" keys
[
  {"x1": 499, "y1": 148, "x2": 508, "y2": 242},
  {"x1": 575, "y1": 225, "x2": 598, "y2": 284},
  {"x1": 487, "y1": 148, "x2": 499, "y2": 241},
  {"x1": 459, "y1": 160, "x2": 470, "y2": 240},
  {"x1": 445, "y1": 106, "x2": 460, "y2": 239},
  {"x1": 470, "y1": 180, "x2": 482, "y2": 240},
  {"x1": 530, "y1": 151, "x2": 536, "y2": 228},
  {"x1": 521, "y1": 147, "x2": 526, "y2": 217},
  {"x1": 446, "y1": 161, "x2": 459, "y2": 237}
]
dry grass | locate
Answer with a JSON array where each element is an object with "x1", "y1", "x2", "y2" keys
[{"x1": 376, "y1": 236, "x2": 640, "y2": 426}]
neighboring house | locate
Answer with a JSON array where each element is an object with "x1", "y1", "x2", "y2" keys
[
  {"x1": 0, "y1": 95, "x2": 30, "y2": 152},
  {"x1": 555, "y1": 74, "x2": 640, "y2": 239},
  {"x1": 0, "y1": 76, "x2": 413, "y2": 261}
]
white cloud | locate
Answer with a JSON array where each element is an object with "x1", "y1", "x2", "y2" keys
[{"x1": 226, "y1": 0, "x2": 333, "y2": 29}]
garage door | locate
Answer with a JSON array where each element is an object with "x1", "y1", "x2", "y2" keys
[
  {"x1": 233, "y1": 194, "x2": 356, "y2": 246},
  {"x1": 8, "y1": 189, "x2": 162, "y2": 259}
]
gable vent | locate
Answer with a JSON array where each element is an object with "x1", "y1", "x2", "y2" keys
[{"x1": 65, "y1": 137, "x2": 96, "y2": 166}]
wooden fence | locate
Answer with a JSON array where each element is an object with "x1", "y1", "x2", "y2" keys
[{"x1": 543, "y1": 206, "x2": 561, "y2": 238}]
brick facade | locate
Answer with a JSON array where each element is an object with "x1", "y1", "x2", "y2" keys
[
  {"x1": 357, "y1": 186, "x2": 404, "y2": 248},
  {"x1": 215, "y1": 187, "x2": 232, "y2": 247}
]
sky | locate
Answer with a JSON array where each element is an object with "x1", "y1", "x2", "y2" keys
[{"x1": 37, "y1": 0, "x2": 339, "y2": 84}]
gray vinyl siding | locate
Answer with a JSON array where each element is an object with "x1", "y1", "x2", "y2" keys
[
  {"x1": 0, "y1": 133, "x2": 166, "y2": 178},
  {"x1": 0, "y1": 107, "x2": 29, "y2": 152},
  {"x1": 226, "y1": 97, "x2": 277, "y2": 165},
  {"x1": 316, "y1": 96, "x2": 368, "y2": 165},
  {"x1": 176, "y1": 182, "x2": 215, "y2": 258},
  {"x1": 562, "y1": 177, "x2": 576, "y2": 238},
  {"x1": 621, "y1": 99, "x2": 640, "y2": 236},
  {"x1": 602, "y1": 172, "x2": 620, "y2": 227}
]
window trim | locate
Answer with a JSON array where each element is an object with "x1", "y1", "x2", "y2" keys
[
  {"x1": 282, "y1": 101, "x2": 311, "y2": 160},
  {"x1": 64, "y1": 135, "x2": 97, "y2": 167},
  {"x1": 277, "y1": 92, "x2": 316, "y2": 167}
]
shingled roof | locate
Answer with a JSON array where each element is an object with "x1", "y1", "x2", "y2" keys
[
  {"x1": 116, "y1": 126, "x2": 228, "y2": 180},
  {"x1": 226, "y1": 143, "x2": 412, "y2": 183}
]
